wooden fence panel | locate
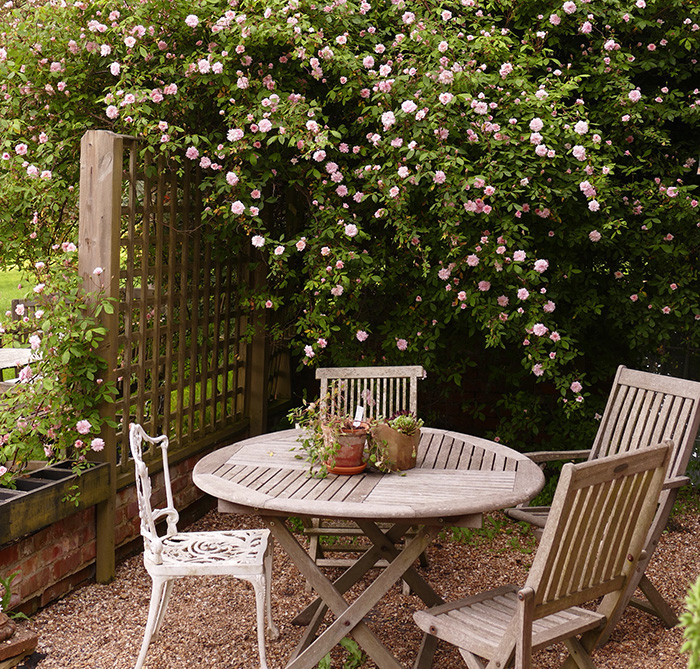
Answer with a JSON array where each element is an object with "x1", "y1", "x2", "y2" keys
[{"x1": 112, "y1": 139, "x2": 252, "y2": 485}]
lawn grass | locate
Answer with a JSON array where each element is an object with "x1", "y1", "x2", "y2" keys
[{"x1": 0, "y1": 268, "x2": 25, "y2": 317}]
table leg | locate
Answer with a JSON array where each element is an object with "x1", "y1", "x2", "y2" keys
[
  {"x1": 292, "y1": 522, "x2": 412, "y2": 627},
  {"x1": 264, "y1": 516, "x2": 438, "y2": 669},
  {"x1": 355, "y1": 521, "x2": 443, "y2": 608}
]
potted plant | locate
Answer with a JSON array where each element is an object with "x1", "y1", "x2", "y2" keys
[
  {"x1": 289, "y1": 395, "x2": 378, "y2": 477},
  {"x1": 321, "y1": 416, "x2": 370, "y2": 475},
  {"x1": 371, "y1": 411, "x2": 423, "y2": 471}
]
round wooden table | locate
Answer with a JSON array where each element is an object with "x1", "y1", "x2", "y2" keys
[{"x1": 193, "y1": 428, "x2": 544, "y2": 669}]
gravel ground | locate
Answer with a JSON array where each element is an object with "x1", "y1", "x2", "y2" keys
[{"x1": 18, "y1": 505, "x2": 700, "y2": 669}]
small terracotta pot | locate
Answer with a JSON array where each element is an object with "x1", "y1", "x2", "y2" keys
[
  {"x1": 322, "y1": 423, "x2": 368, "y2": 475},
  {"x1": 371, "y1": 423, "x2": 420, "y2": 471}
]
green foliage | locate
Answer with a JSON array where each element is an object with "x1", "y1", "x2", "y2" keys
[
  {"x1": 681, "y1": 575, "x2": 700, "y2": 668},
  {"x1": 0, "y1": 249, "x2": 117, "y2": 499},
  {"x1": 0, "y1": 571, "x2": 17, "y2": 612},
  {"x1": 316, "y1": 637, "x2": 365, "y2": 669},
  {"x1": 446, "y1": 513, "x2": 536, "y2": 554},
  {"x1": 0, "y1": 571, "x2": 27, "y2": 619},
  {"x1": 1, "y1": 0, "x2": 699, "y2": 450}
]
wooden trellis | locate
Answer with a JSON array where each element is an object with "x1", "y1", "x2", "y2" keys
[
  {"x1": 78, "y1": 130, "x2": 286, "y2": 581},
  {"x1": 114, "y1": 138, "x2": 253, "y2": 479}
]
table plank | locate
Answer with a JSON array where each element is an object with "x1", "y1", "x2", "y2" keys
[{"x1": 365, "y1": 470, "x2": 516, "y2": 506}]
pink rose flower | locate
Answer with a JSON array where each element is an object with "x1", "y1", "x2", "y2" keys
[{"x1": 76, "y1": 420, "x2": 92, "y2": 435}]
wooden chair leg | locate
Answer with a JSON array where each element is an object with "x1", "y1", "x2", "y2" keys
[
  {"x1": 460, "y1": 648, "x2": 486, "y2": 669},
  {"x1": 632, "y1": 574, "x2": 678, "y2": 628},
  {"x1": 413, "y1": 632, "x2": 438, "y2": 669},
  {"x1": 304, "y1": 518, "x2": 322, "y2": 593},
  {"x1": 563, "y1": 637, "x2": 597, "y2": 669}
]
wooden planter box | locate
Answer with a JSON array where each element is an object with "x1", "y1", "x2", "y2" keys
[{"x1": 0, "y1": 461, "x2": 110, "y2": 546}]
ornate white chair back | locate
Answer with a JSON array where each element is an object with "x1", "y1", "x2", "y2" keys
[{"x1": 129, "y1": 423, "x2": 179, "y2": 564}]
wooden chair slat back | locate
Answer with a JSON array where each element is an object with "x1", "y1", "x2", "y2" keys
[
  {"x1": 591, "y1": 366, "x2": 700, "y2": 481},
  {"x1": 526, "y1": 442, "x2": 671, "y2": 617},
  {"x1": 316, "y1": 365, "x2": 425, "y2": 420}
]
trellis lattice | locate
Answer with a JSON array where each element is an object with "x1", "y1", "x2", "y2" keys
[{"x1": 114, "y1": 140, "x2": 251, "y2": 478}]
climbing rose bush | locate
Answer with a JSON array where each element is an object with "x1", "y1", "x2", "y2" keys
[
  {"x1": 0, "y1": 248, "x2": 117, "y2": 495},
  {"x1": 1, "y1": 0, "x2": 699, "y2": 449}
]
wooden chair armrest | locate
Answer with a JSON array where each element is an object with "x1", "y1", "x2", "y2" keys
[
  {"x1": 525, "y1": 449, "x2": 592, "y2": 464},
  {"x1": 663, "y1": 475, "x2": 690, "y2": 490}
]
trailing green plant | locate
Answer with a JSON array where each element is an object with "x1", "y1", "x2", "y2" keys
[
  {"x1": 0, "y1": 571, "x2": 16, "y2": 612},
  {"x1": 681, "y1": 575, "x2": 700, "y2": 669},
  {"x1": 445, "y1": 512, "x2": 536, "y2": 554},
  {"x1": 289, "y1": 394, "x2": 394, "y2": 476},
  {"x1": 0, "y1": 571, "x2": 28, "y2": 620},
  {"x1": 289, "y1": 396, "x2": 339, "y2": 477},
  {"x1": 0, "y1": 247, "x2": 117, "y2": 501},
  {"x1": 2, "y1": 0, "x2": 699, "y2": 451}
]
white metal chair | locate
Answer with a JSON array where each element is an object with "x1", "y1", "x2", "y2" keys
[
  {"x1": 505, "y1": 365, "x2": 700, "y2": 639},
  {"x1": 129, "y1": 423, "x2": 278, "y2": 669},
  {"x1": 413, "y1": 441, "x2": 673, "y2": 669},
  {"x1": 304, "y1": 366, "x2": 426, "y2": 575}
]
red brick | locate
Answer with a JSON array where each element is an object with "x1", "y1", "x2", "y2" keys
[
  {"x1": 39, "y1": 543, "x2": 64, "y2": 565},
  {"x1": 18, "y1": 537, "x2": 36, "y2": 559},
  {"x1": 16, "y1": 555, "x2": 38, "y2": 581},
  {"x1": 80, "y1": 541, "x2": 96, "y2": 563},
  {"x1": 21, "y1": 566, "x2": 51, "y2": 599},
  {"x1": 116, "y1": 487, "x2": 131, "y2": 506},
  {"x1": 0, "y1": 543, "x2": 20, "y2": 570},
  {"x1": 40, "y1": 565, "x2": 94, "y2": 609},
  {"x1": 51, "y1": 551, "x2": 83, "y2": 580},
  {"x1": 115, "y1": 519, "x2": 140, "y2": 547}
]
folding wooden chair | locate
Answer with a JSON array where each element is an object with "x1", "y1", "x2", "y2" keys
[
  {"x1": 303, "y1": 366, "x2": 426, "y2": 578},
  {"x1": 414, "y1": 441, "x2": 673, "y2": 669},
  {"x1": 129, "y1": 424, "x2": 278, "y2": 669},
  {"x1": 505, "y1": 365, "x2": 700, "y2": 638}
]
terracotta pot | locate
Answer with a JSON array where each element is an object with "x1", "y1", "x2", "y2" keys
[
  {"x1": 372, "y1": 423, "x2": 420, "y2": 471},
  {"x1": 321, "y1": 423, "x2": 368, "y2": 475}
]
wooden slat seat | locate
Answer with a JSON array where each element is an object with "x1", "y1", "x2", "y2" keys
[
  {"x1": 505, "y1": 365, "x2": 700, "y2": 640},
  {"x1": 414, "y1": 442, "x2": 673, "y2": 669}
]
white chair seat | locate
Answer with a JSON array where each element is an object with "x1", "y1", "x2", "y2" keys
[{"x1": 153, "y1": 530, "x2": 271, "y2": 571}]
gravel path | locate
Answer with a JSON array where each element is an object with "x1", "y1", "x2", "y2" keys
[{"x1": 19, "y1": 506, "x2": 700, "y2": 668}]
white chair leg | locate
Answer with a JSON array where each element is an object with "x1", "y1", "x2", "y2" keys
[
  {"x1": 249, "y1": 575, "x2": 269, "y2": 669},
  {"x1": 135, "y1": 577, "x2": 168, "y2": 669},
  {"x1": 153, "y1": 579, "x2": 175, "y2": 639},
  {"x1": 264, "y1": 544, "x2": 279, "y2": 640}
]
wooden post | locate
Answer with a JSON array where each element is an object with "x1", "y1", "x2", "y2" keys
[
  {"x1": 78, "y1": 130, "x2": 130, "y2": 583},
  {"x1": 247, "y1": 262, "x2": 269, "y2": 436}
]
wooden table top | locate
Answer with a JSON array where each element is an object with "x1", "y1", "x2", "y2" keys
[
  {"x1": 0, "y1": 348, "x2": 33, "y2": 370},
  {"x1": 194, "y1": 428, "x2": 544, "y2": 525}
]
